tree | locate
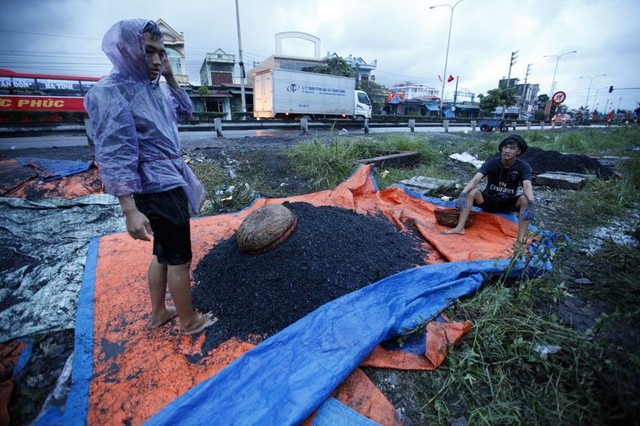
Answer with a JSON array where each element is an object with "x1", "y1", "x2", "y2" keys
[
  {"x1": 534, "y1": 94, "x2": 555, "y2": 120},
  {"x1": 359, "y1": 80, "x2": 387, "y2": 115},
  {"x1": 478, "y1": 87, "x2": 517, "y2": 116},
  {"x1": 303, "y1": 57, "x2": 355, "y2": 78},
  {"x1": 197, "y1": 85, "x2": 210, "y2": 96}
]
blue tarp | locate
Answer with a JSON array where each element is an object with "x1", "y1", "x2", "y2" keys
[
  {"x1": 17, "y1": 157, "x2": 92, "y2": 181},
  {"x1": 146, "y1": 254, "x2": 555, "y2": 425}
]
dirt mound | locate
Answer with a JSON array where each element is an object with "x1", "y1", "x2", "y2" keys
[
  {"x1": 192, "y1": 202, "x2": 427, "y2": 352},
  {"x1": 519, "y1": 147, "x2": 615, "y2": 178}
]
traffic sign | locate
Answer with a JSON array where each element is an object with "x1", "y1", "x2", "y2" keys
[{"x1": 552, "y1": 91, "x2": 567, "y2": 105}]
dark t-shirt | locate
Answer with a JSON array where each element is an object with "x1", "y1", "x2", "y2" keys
[{"x1": 479, "y1": 157, "x2": 532, "y2": 202}]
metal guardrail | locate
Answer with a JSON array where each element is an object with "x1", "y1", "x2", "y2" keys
[{"x1": 0, "y1": 119, "x2": 586, "y2": 137}]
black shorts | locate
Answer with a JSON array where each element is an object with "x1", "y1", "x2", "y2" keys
[
  {"x1": 477, "y1": 193, "x2": 520, "y2": 214},
  {"x1": 133, "y1": 187, "x2": 192, "y2": 265}
]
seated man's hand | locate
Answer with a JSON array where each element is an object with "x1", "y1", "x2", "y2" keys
[
  {"x1": 522, "y1": 201, "x2": 536, "y2": 222},
  {"x1": 454, "y1": 192, "x2": 468, "y2": 211}
]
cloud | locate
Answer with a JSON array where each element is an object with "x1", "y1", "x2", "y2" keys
[{"x1": 1, "y1": 0, "x2": 638, "y2": 110}]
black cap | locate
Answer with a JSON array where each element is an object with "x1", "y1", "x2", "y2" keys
[{"x1": 498, "y1": 134, "x2": 528, "y2": 155}]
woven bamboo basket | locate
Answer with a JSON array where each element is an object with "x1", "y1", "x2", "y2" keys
[
  {"x1": 237, "y1": 203, "x2": 297, "y2": 254},
  {"x1": 434, "y1": 208, "x2": 475, "y2": 228}
]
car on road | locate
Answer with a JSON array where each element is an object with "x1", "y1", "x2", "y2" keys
[{"x1": 551, "y1": 113, "x2": 573, "y2": 126}]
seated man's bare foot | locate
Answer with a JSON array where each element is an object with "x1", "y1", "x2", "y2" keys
[
  {"x1": 180, "y1": 312, "x2": 218, "y2": 335},
  {"x1": 146, "y1": 306, "x2": 177, "y2": 329},
  {"x1": 442, "y1": 228, "x2": 465, "y2": 235}
]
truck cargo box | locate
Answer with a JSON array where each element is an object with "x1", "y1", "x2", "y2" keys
[{"x1": 253, "y1": 68, "x2": 371, "y2": 120}]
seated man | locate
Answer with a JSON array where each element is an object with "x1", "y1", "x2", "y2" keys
[{"x1": 443, "y1": 134, "x2": 535, "y2": 244}]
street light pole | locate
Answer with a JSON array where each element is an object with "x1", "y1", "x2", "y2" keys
[
  {"x1": 544, "y1": 50, "x2": 577, "y2": 98},
  {"x1": 592, "y1": 88, "x2": 600, "y2": 111},
  {"x1": 431, "y1": 0, "x2": 464, "y2": 120},
  {"x1": 235, "y1": 0, "x2": 247, "y2": 114},
  {"x1": 579, "y1": 73, "x2": 606, "y2": 110}
]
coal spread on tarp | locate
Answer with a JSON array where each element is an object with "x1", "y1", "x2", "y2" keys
[
  {"x1": 192, "y1": 201, "x2": 428, "y2": 353},
  {"x1": 65, "y1": 165, "x2": 562, "y2": 425}
]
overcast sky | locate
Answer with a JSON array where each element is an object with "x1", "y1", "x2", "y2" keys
[{"x1": 1, "y1": 0, "x2": 638, "y2": 111}]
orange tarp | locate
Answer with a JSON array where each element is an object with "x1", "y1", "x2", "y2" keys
[
  {"x1": 0, "y1": 162, "x2": 103, "y2": 199},
  {"x1": 87, "y1": 165, "x2": 519, "y2": 424}
]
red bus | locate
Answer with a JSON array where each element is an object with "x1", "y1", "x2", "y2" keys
[{"x1": 0, "y1": 68, "x2": 101, "y2": 124}]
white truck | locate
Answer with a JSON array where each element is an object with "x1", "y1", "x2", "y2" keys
[{"x1": 252, "y1": 68, "x2": 372, "y2": 120}]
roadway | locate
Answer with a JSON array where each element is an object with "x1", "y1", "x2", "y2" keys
[{"x1": 0, "y1": 122, "x2": 575, "y2": 151}]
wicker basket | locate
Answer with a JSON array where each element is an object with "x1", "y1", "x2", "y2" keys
[
  {"x1": 237, "y1": 203, "x2": 297, "y2": 254},
  {"x1": 434, "y1": 208, "x2": 475, "y2": 228}
]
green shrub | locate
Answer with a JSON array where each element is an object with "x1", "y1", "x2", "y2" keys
[{"x1": 191, "y1": 111, "x2": 226, "y2": 122}]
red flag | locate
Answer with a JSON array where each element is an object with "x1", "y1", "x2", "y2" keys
[{"x1": 447, "y1": 75, "x2": 455, "y2": 83}]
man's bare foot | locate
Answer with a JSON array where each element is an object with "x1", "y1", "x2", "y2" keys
[
  {"x1": 442, "y1": 227, "x2": 465, "y2": 235},
  {"x1": 180, "y1": 312, "x2": 218, "y2": 335},
  {"x1": 146, "y1": 306, "x2": 178, "y2": 329}
]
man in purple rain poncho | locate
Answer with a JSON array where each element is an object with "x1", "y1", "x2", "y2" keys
[{"x1": 85, "y1": 19, "x2": 216, "y2": 335}]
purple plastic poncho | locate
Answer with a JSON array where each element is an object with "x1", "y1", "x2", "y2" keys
[{"x1": 84, "y1": 19, "x2": 205, "y2": 212}]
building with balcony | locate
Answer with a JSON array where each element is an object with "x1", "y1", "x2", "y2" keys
[
  {"x1": 156, "y1": 19, "x2": 189, "y2": 86},
  {"x1": 200, "y1": 49, "x2": 236, "y2": 85},
  {"x1": 390, "y1": 82, "x2": 439, "y2": 101},
  {"x1": 324, "y1": 52, "x2": 377, "y2": 83},
  {"x1": 498, "y1": 78, "x2": 540, "y2": 114},
  {"x1": 195, "y1": 48, "x2": 252, "y2": 120}
]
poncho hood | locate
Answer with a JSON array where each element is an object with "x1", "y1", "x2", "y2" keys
[{"x1": 102, "y1": 19, "x2": 161, "y2": 83}]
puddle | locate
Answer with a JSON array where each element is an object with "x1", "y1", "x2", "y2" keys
[{"x1": 584, "y1": 211, "x2": 640, "y2": 255}]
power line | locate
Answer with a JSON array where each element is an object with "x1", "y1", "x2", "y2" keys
[
  {"x1": 0, "y1": 28, "x2": 268, "y2": 61},
  {"x1": 0, "y1": 28, "x2": 101, "y2": 41}
]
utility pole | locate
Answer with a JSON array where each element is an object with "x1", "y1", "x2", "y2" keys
[
  {"x1": 543, "y1": 50, "x2": 577, "y2": 120},
  {"x1": 501, "y1": 50, "x2": 518, "y2": 119},
  {"x1": 579, "y1": 74, "x2": 605, "y2": 111},
  {"x1": 453, "y1": 75, "x2": 459, "y2": 107},
  {"x1": 521, "y1": 63, "x2": 532, "y2": 113},
  {"x1": 592, "y1": 88, "x2": 600, "y2": 111},
  {"x1": 431, "y1": 0, "x2": 465, "y2": 120},
  {"x1": 235, "y1": 0, "x2": 247, "y2": 114}
]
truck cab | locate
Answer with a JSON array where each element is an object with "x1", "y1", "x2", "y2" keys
[{"x1": 354, "y1": 90, "x2": 372, "y2": 120}]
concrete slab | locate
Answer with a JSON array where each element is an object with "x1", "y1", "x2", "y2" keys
[
  {"x1": 400, "y1": 176, "x2": 459, "y2": 195},
  {"x1": 533, "y1": 172, "x2": 589, "y2": 189},
  {"x1": 593, "y1": 155, "x2": 629, "y2": 167}
]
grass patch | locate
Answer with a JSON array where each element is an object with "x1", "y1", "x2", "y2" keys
[
  {"x1": 421, "y1": 279, "x2": 606, "y2": 424},
  {"x1": 190, "y1": 159, "x2": 264, "y2": 215},
  {"x1": 521, "y1": 127, "x2": 640, "y2": 155},
  {"x1": 621, "y1": 151, "x2": 640, "y2": 189},
  {"x1": 576, "y1": 239, "x2": 640, "y2": 317},
  {"x1": 285, "y1": 134, "x2": 453, "y2": 190},
  {"x1": 387, "y1": 245, "x2": 640, "y2": 425},
  {"x1": 285, "y1": 137, "x2": 368, "y2": 189}
]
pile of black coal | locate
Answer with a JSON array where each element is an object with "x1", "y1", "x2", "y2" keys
[
  {"x1": 519, "y1": 147, "x2": 615, "y2": 178},
  {"x1": 192, "y1": 201, "x2": 427, "y2": 351}
]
